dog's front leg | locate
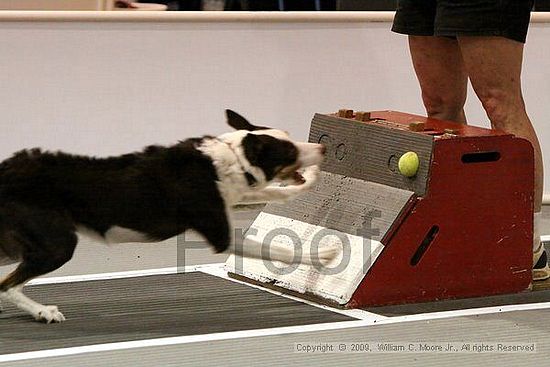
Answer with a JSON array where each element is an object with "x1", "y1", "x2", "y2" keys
[
  {"x1": 237, "y1": 186, "x2": 303, "y2": 205},
  {"x1": 228, "y1": 233, "x2": 339, "y2": 265},
  {"x1": 0, "y1": 284, "x2": 65, "y2": 323},
  {"x1": 236, "y1": 165, "x2": 320, "y2": 205}
]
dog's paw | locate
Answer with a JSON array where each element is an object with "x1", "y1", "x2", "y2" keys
[
  {"x1": 35, "y1": 305, "x2": 66, "y2": 323},
  {"x1": 298, "y1": 245, "x2": 339, "y2": 266},
  {"x1": 313, "y1": 245, "x2": 339, "y2": 265}
]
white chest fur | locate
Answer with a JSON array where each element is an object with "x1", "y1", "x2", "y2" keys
[{"x1": 196, "y1": 138, "x2": 259, "y2": 205}]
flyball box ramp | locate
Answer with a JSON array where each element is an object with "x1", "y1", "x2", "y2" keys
[{"x1": 226, "y1": 110, "x2": 534, "y2": 308}]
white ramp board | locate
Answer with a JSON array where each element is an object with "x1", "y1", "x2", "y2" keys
[{"x1": 226, "y1": 172, "x2": 415, "y2": 305}]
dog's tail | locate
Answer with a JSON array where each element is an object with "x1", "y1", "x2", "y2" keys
[{"x1": 227, "y1": 234, "x2": 338, "y2": 266}]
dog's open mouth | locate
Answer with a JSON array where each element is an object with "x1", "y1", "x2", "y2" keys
[
  {"x1": 293, "y1": 170, "x2": 306, "y2": 184},
  {"x1": 278, "y1": 166, "x2": 306, "y2": 185}
]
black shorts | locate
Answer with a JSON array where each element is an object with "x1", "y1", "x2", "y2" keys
[{"x1": 392, "y1": 0, "x2": 534, "y2": 43}]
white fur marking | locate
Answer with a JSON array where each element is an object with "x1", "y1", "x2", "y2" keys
[
  {"x1": 197, "y1": 137, "x2": 265, "y2": 206},
  {"x1": 104, "y1": 226, "x2": 151, "y2": 244},
  {"x1": 76, "y1": 225, "x2": 152, "y2": 244},
  {"x1": 237, "y1": 165, "x2": 321, "y2": 205},
  {"x1": 199, "y1": 129, "x2": 324, "y2": 207},
  {"x1": 295, "y1": 141, "x2": 325, "y2": 167},
  {"x1": 75, "y1": 225, "x2": 106, "y2": 243}
]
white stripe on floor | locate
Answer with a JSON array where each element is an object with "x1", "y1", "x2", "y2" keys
[
  {"x1": 3, "y1": 263, "x2": 550, "y2": 363},
  {"x1": 199, "y1": 262, "x2": 385, "y2": 321},
  {"x1": 26, "y1": 264, "x2": 213, "y2": 285},
  {"x1": 3, "y1": 300, "x2": 550, "y2": 363},
  {"x1": 0, "y1": 320, "x2": 359, "y2": 363}
]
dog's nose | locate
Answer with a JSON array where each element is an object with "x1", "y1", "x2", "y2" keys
[{"x1": 320, "y1": 145, "x2": 326, "y2": 155}]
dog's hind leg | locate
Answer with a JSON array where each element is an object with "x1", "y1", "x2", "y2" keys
[
  {"x1": 0, "y1": 241, "x2": 24, "y2": 314},
  {"x1": 0, "y1": 281, "x2": 66, "y2": 322},
  {"x1": 0, "y1": 219, "x2": 77, "y2": 323},
  {"x1": 0, "y1": 264, "x2": 68, "y2": 323},
  {"x1": 0, "y1": 247, "x2": 76, "y2": 322}
]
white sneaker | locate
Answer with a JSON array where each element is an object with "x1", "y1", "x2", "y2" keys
[{"x1": 533, "y1": 242, "x2": 550, "y2": 281}]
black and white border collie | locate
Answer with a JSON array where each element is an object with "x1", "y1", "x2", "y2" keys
[{"x1": 0, "y1": 110, "x2": 331, "y2": 323}]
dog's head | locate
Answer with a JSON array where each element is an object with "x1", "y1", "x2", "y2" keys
[{"x1": 219, "y1": 110, "x2": 325, "y2": 185}]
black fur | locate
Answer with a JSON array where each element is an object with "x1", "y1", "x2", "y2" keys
[
  {"x1": 0, "y1": 139, "x2": 231, "y2": 291},
  {"x1": 225, "y1": 109, "x2": 269, "y2": 131},
  {"x1": 0, "y1": 108, "x2": 326, "y2": 325},
  {"x1": 241, "y1": 134, "x2": 299, "y2": 181}
]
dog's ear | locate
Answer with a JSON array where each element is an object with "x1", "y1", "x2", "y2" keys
[{"x1": 226, "y1": 110, "x2": 266, "y2": 131}]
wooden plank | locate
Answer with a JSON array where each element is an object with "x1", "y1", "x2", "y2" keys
[
  {"x1": 227, "y1": 174, "x2": 415, "y2": 305},
  {"x1": 310, "y1": 113, "x2": 434, "y2": 196},
  {"x1": 264, "y1": 171, "x2": 415, "y2": 240},
  {"x1": 227, "y1": 213, "x2": 386, "y2": 304},
  {"x1": 532, "y1": 278, "x2": 550, "y2": 291}
]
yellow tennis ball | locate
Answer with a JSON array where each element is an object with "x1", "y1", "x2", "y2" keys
[{"x1": 398, "y1": 152, "x2": 419, "y2": 177}]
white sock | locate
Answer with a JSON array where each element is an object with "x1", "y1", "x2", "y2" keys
[{"x1": 534, "y1": 211, "x2": 542, "y2": 252}]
